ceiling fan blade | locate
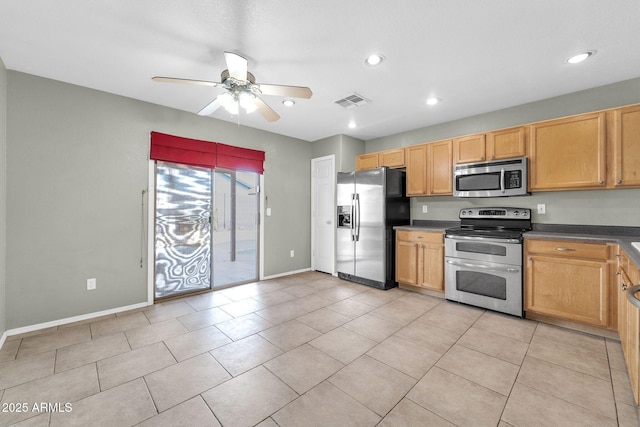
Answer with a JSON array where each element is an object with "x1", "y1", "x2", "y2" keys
[
  {"x1": 224, "y1": 52, "x2": 248, "y2": 81},
  {"x1": 253, "y1": 96, "x2": 280, "y2": 122},
  {"x1": 152, "y1": 76, "x2": 223, "y2": 87},
  {"x1": 197, "y1": 97, "x2": 223, "y2": 116},
  {"x1": 258, "y1": 84, "x2": 313, "y2": 99}
]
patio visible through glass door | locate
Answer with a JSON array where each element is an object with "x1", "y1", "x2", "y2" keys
[
  {"x1": 212, "y1": 169, "x2": 259, "y2": 287},
  {"x1": 154, "y1": 162, "x2": 259, "y2": 299}
]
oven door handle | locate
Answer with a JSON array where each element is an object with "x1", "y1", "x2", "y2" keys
[
  {"x1": 500, "y1": 167, "x2": 506, "y2": 194},
  {"x1": 445, "y1": 235, "x2": 521, "y2": 244},
  {"x1": 446, "y1": 259, "x2": 520, "y2": 273}
]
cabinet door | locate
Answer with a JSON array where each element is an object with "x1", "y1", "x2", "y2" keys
[
  {"x1": 355, "y1": 153, "x2": 379, "y2": 171},
  {"x1": 528, "y1": 112, "x2": 606, "y2": 191},
  {"x1": 418, "y1": 243, "x2": 444, "y2": 291},
  {"x1": 379, "y1": 149, "x2": 406, "y2": 168},
  {"x1": 406, "y1": 145, "x2": 428, "y2": 196},
  {"x1": 487, "y1": 126, "x2": 526, "y2": 160},
  {"x1": 612, "y1": 105, "x2": 640, "y2": 188},
  {"x1": 428, "y1": 140, "x2": 453, "y2": 195},
  {"x1": 454, "y1": 134, "x2": 486, "y2": 164},
  {"x1": 396, "y1": 240, "x2": 419, "y2": 285},
  {"x1": 526, "y1": 255, "x2": 609, "y2": 327}
]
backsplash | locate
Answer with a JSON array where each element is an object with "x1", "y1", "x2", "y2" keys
[{"x1": 410, "y1": 188, "x2": 640, "y2": 227}]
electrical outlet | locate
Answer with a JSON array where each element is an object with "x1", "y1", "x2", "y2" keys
[
  {"x1": 422, "y1": 204, "x2": 428, "y2": 213},
  {"x1": 266, "y1": 207, "x2": 272, "y2": 216},
  {"x1": 87, "y1": 278, "x2": 96, "y2": 290},
  {"x1": 537, "y1": 204, "x2": 546, "y2": 214},
  {"x1": 290, "y1": 250, "x2": 295, "y2": 258}
]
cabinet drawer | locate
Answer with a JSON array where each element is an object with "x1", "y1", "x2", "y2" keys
[
  {"x1": 396, "y1": 230, "x2": 443, "y2": 244},
  {"x1": 526, "y1": 239, "x2": 610, "y2": 260}
]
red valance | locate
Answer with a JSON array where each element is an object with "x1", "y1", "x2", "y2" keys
[
  {"x1": 150, "y1": 132, "x2": 264, "y2": 173},
  {"x1": 217, "y1": 143, "x2": 265, "y2": 173}
]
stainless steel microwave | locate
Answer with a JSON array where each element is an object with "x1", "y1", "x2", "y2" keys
[{"x1": 453, "y1": 157, "x2": 529, "y2": 197}]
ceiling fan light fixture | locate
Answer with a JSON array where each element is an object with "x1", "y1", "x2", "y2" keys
[
  {"x1": 282, "y1": 99, "x2": 295, "y2": 107},
  {"x1": 239, "y1": 91, "x2": 257, "y2": 113},
  {"x1": 426, "y1": 97, "x2": 440, "y2": 106},
  {"x1": 365, "y1": 54, "x2": 384, "y2": 66},
  {"x1": 567, "y1": 51, "x2": 595, "y2": 64}
]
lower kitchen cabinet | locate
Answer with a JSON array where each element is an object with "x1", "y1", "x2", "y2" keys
[
  {"x1": 525, "y1": 239, "x2": 613, "y2": 328},
  {"x1": 396, "y1": 230, "x2": 444, "y2": 291},
  {"x1": 617, "y1": 247, "x2": 640, "y2": 405}
]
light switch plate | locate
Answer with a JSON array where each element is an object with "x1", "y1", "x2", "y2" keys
[
  {"x1": 537, "y1": 204, "x2": 546, "y2": 214},
  {"x1": 422, "y1": 205, "x2": 428, "y2": 213}
]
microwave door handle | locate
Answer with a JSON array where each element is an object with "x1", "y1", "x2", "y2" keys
[
  {"x1": 500, "y1": 168, "x2": 506, "y2": 194},
  {"x1": 446, "y1": 259, "x2": 520, "y2": 273}
]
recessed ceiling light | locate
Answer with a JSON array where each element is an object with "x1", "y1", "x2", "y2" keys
[
  {"x1": 426, "y1": 97, "x2": 440, "y2": 106},
  {"x1": 348, "y1": 121, "x2": 357, "y2": 129},
  {"x1": 282, "y1": 99, "x2": 295, "y2": 107},
  {"x1": 567, "y1": 51, "x2": 595, "y2": 64},
  {"x1": 365, "y1": 54, "x2": 384, "y2": 66}
]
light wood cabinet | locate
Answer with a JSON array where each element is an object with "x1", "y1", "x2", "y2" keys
[
  {"x1": 396, "y1": 230, "x2": 444, "y2": 291},
  {"x1": 487, "y1": 126, "x2": 527, "y2": 160},
  {"x1": 355, "y1": 153, "x2": 379, "y2": 171},
  {"x1": 355, "y1": 149, "x2": 406, "y2": 171},
  {"x1": 379, "y1": 148, "x2": 405, "y2": 168},
  {"x1": 405, "y1": 144, "x2": 428, "y2": 196},
  {"x1": 428, "y1": 140, "x2": 453, "y2": 195},
  {"x1": 405, "y1": 140, "x2": 452, "y2": 196},
  {"x1": 525, "y1": 239, "x2": 613, "y2": 328},
  {"x1": 453, "y1": 134, "x2": 486, "y2": 164},
  {"x1": 453, "y1": 127, "x2": 526, "y2": 164},
  {"x1": 617, "y1": 247, "x2": 640, "y2": 405},
  {"x1": 528, "y1": 112, "x2": 607, "y2": 191},
  {"x1": 610, "y1": 104, "x2": 640, "y2": 188}
]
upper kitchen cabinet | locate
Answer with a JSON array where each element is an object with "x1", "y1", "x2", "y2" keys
[
  {"x1": 528, "y1": 112, "x2": 607, "y2": 191},
  {"x1": 355, "y1": 153, "x2": 379, "y2": 171},
  {"x1": 610, "y1": 104, "x2": 640, "y2": 188},
  {"x1": 405, "y1": 140, "x2": 452, "y2": 196},
  {"x1": 486, "y1": 126, "x2": 527, "y2": 160},
  {"x1": 453, "y1": 134, "x2": 486, "y2": 164},
  {"x1": 355, "y1": 148, "x2": 405, "y2": 171},
  {"x1": 454, "y1": 127, "x2": 526, "y2": 164}
]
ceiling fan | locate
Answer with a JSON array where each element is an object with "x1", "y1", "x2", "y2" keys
[{"x1": 152, "y1": 52, "x2": 312, "y2": 122}]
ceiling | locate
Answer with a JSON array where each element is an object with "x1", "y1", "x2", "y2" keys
[{"x1": 1, "y1": 1, "x2": 639, "y2": 142}]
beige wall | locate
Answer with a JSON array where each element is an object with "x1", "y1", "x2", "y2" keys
[
  {"x1": 0, "y1": 57, "x2": 7, "y2": 337},
  {"x1": 6, "y1": 72, "x2": 312, "y2": 329}
]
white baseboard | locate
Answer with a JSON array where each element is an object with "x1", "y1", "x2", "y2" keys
[
  {"x1": 4, "y1": 301, "x2": 151, "y2": 340},
  {"x1": 262, "y1": 268, "x2": 311, "y2": 280}
]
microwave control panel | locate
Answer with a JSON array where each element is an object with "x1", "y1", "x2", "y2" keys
[{"x1": 504, "y1": 170, "x2": 522, "y2": 189}]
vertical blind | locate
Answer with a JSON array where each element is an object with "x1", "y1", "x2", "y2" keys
[{"x1": 150, "y1": 131, "x2": 265, "y2": 173}]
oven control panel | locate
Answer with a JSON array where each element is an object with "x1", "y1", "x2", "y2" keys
[{"x1": 459, "y1": 207, "x2": 530, "y2": 219}]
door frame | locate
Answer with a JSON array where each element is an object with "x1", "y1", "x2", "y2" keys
[
  {"x1": 146, "y1": 160, "x2": 265, "y2": 304},
  {"x1": 311, "y1": 155, "x2": 336, "y2": 275}
]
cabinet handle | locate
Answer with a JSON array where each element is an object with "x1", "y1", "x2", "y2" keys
[
  {"x1": 527, "y1": 256, "x2": 532, "y2": 261},
  {"x1": 555, "y1": 247, "x2": 576, "y2": 252},
  {"x1": 599, "y1": 180, "x2": 605, "y2": 185},
  {"x1": 617, "y1": 179, "x2": 622, "y2": 185},
  {"x1": 480, "y1": 156, "x2": 485, "y2": 161}
]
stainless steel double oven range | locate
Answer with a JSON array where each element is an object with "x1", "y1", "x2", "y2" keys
[{"x1": 444, "y1": 207, "x2": 531, "y2": 317}]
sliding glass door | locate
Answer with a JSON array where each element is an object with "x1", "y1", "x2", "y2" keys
[{"x1": 154, "y1": 162, "x2": 259, "y2": 299}]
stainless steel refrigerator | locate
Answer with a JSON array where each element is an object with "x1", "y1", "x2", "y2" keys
[{"x1": 336, "y1": 167, "x2": 410, "y2": 290}]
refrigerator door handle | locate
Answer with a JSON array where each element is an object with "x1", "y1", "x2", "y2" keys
[
  {"x1": 354, "y1": 193, "x2": 360, "y2": 242},
  {"x1": 350, "y1": 194, "x2": 356, "y2": 241}
]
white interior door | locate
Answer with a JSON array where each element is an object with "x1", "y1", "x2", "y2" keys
[{"x1": 311, "y1": 155, "x2": 335, "y2": 274}]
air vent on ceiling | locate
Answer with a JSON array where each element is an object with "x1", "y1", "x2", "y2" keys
[{"x1": 334, "y1": 93, "x2": 371, "y2": 109}]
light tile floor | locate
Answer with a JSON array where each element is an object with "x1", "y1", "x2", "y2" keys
[{"x1": 0, "y1": 271, "x2": 639, "y2": 426}]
